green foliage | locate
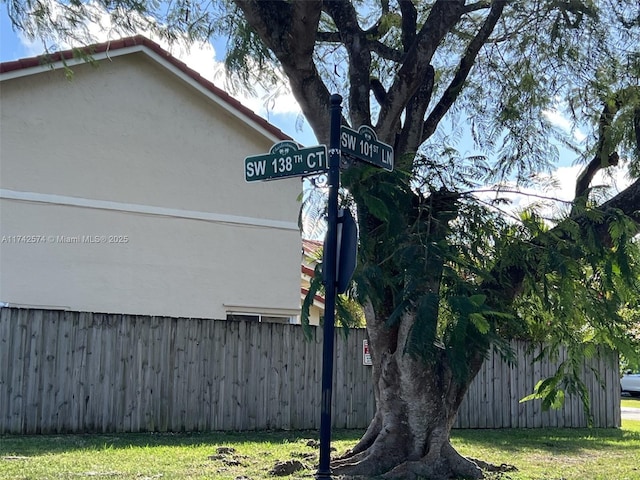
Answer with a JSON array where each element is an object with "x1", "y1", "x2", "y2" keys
[
  {"x1": 300, "y1": 246, "x2": 365, "y2": 341},
  {"x1": 300, "y1": 261, "x2": 323, "y2": 340},
  {"x1": 519, "y1": 346, "x2": 599, "y2": 425},
  {"x1": 520, "y1": 376, "x2": 566, "y2": 411},
  {"x1": 619, "y1": 303, "x2": 640, "y2": 371},
  {"x1": 507, "y1": 207, "x2": 640, "y2": 418}
]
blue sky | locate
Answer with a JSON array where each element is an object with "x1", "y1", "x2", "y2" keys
[{"x1": 0, "y1": 8, "x2": 25, "y2": 60}]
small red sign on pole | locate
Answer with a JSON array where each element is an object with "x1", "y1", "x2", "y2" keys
[{"x1": 363, "y1": 339, "x2": 372, "y2": 366}]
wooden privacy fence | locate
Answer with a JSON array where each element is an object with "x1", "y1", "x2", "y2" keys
[
  {"x1": 0, "y1": 307, "x2": 620, "y2": 434},
  {"x1": 455, "y1": 342, "x2": 621, "y2": 429},
  {"x1": 0, "y1": 308, "x2": 373, "y2": 434}
]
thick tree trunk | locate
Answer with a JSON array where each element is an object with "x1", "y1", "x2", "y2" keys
[{"x1": 332, "y1": 302, "x2": 487, "y2": 480}]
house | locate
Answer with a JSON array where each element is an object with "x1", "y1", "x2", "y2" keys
[
  {"x1": 0, "y1": 35, "x2": 303, "y2": 322},
  {"x1": 301, "y1": 238, "x2": 325, "y2": 325}
]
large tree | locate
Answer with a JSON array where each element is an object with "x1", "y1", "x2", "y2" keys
[{"x1": 7, "y1": 0, "x2": 640, "y2": 478}]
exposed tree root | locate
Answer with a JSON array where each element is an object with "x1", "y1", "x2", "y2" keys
[
  {"x1": 338, "y1": 412, "x2": 382, "y2": 458},
  {"x1": 332, "y1": 446, "x2": 403, "y2": 478},
  {"x1": 378, "y1": 449, "x2": 483, "y2": 480},
  {"x1": 331, "y1": 440, "x2": 485, "y2": 480},
  {"x1": 469, "y1": 457, "x2": 519, "y2": 474},
  {"x1": 332, "y1": 435, "x2": 408, "y2": 477}
]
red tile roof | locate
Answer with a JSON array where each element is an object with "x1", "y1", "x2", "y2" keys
[
  {"x1": 302, "y1": 238, "x2": 323, "y2": 257},
  {"x1": 301, "y1": 264, "x2": 316, "y2": 277},
  {"x1": 301, "y1": 287, "x2": 325, "y2": 306},
  {"x1": 0, "y1": 35, "x2": 291, "y2": 142}
]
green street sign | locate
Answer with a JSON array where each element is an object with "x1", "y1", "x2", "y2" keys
[
  {"x1": 245, "y1": 141, "x2": 328, "y2": 182},
  {"x1": 340, "y1": 125, "x2": 394, "y2": 171}
]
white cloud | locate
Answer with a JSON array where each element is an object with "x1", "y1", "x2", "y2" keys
[
  {"x1": 162, "y1": 39, "x2": 220, "y2": 83},
  {"x1": 485, "y1": 161, "x2": 634, "y2": 223},
  {"x1": 244, "y1": 87, "x2": 303, "y2": 117},
  {"x1": 216, "y1": 58, "x2": 302, "y2": 117},
  {"x1": 542, "y1": 108, "x2": 587, "y2": 142},
  {"x1": 548, "y1": 162, "x2": 632, "y2": 201},
  {"x1": 17, "y1": 33, "x2": 44, "y2": 57}
]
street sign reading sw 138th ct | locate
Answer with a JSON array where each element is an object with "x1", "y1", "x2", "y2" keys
[
  {"x1": 245, "y1": 141, "x2": 328, "y2": 182},
  {"x1": 340, "y1": 125, "x2": 394, "y2": 171}
]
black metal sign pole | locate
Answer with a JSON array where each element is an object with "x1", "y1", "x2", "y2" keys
[{"x1": 316, "y1": 93, "x2": 342, "y2": 480}]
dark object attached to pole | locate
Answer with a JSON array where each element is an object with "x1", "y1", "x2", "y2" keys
[
  {"x1": 335, "y1": 208, "x2": 357, "y2": 294},
  {"x1": 316, "y1": 93, "x2": 342, "y2": 480},
  {"x1": 323, "y1": 208, "x2": 358, "y2": 294}
]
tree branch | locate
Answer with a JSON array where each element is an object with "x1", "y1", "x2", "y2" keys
[
  {"x1": 233, "y1": 0, "x2": 333, "y2": 142},
  {"x1": 398, "y1": 0, "x2": 417, "y2": 53},
  {"x1": 370, "y1": 77, "x2": 387, "y2": 105},
  {"x1": 482, "y1": 177, "x2": 640, "y2": 315},
  {"x1": 323, "y1": 0, "x2": 372, "y2": 127},
  {"x1": 421, "y1": 0, "x2": 506, "y2": 143},
  {"x1": 634, "y1": 106, "x2": 640, "y2": 153},
  {"x1": 573, "y1": 87, "x2": 640, "y2": 211},
  {"x1": 317, "y1": 30, "x2": 341, "y2": 43},
  {"x1": 463, "y1": 0, "x2": 492, "y2": 14},
  {"x1": 480, "y1": 81, "x2": 640, "y2": 315},
  {"x1": 599, "y1": 177, "x2": 640, "y2": 227},
  {"x1": 574, "y1": 152, "x2": 619, "y2": 203},
  {"x1": 368, "y1": 40, "x2": 405, "y2": 63},
  {"x1": 375, "y1": 0, "x2": 466, "y2": 142},
  {"x1": 396, "y1": 65, "x2": 435, "y2": 165}
]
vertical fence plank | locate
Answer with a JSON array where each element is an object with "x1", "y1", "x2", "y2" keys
[
  {"x1": 264, "y1": 323, "x2": 273, "y2": 430},
  {"x1": 115, "y1": 314, "x2": 129, "y2": 432},
  {"x1": 492, "y1": 352, "x2": 503, "y2": 428},
  {"x1": 539, "y1": 347, "x2": 553, "y2": 428},
  {"x1": 332, "y1": 332, "x2": 345, "y2": 429},
  {"x1": 502, "y1": 351, "x2": 513, "y2": 428},
  {"x1": 53, "y1": 311, "x2": 70, "y2": 432},
  {"x1": 9, "y1": 310, "x2": 22, "y2": 433},
  {"x1": 302, "y1": 327, "x2": 319, "y2": 429},
  {"x1": 0, "y1": 309, "x2": 13, "y2": 432},
  {"x1": 235, "y1": 320, "x2": 247, "y2": 431},
  {"x1": 243, "y1": 321, "x2": 256, "y2": 430},
  {"x1": 7, "y1": 309, "x2": 27, "y2": 432},
  {"x1": 156, "y1": 316, "x2": 166, "y2": 431},
  {"x1": 257, "y1": 322, "x2": 270, "y2": 430},
  {"x1": 273, "y1": 323, "x2": 286, "y2": 430},
  {"x1": 508, "y1": 346, "x2": 519, "y2": 428},
  {"x1": 479, "y1": 355, "x2": 489, "y2": 428},
  {"x1": 289, "y1": 324, "x2": 303, "y2": 430},
  {"x1": 611, "y1": 350, "x2": 621, "y2": 428},
  {"x1": 73, "y1": 312, "x2": 88, "y2": 432},
  {"x1": 23, "y1": 309, "x2": 41, "y2": 433},
  {"x1": 313, "y1": 327, "x2": 324, "y2": 429}
]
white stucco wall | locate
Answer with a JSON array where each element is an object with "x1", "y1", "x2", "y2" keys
[{"x1": 0, "y1": 51, "x2": 302, "y2": 319}]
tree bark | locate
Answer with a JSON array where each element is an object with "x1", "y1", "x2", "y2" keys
[
  {"x1": 234, "y1": 0, "x2": 335, "y2": 142},
  {"x1": 332, "y1": 302, "x2": 486, "y2": 480}
]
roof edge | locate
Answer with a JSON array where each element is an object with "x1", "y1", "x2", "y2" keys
[{"x1": 0, "y1": 35, "x2": 291, "y2": 142}]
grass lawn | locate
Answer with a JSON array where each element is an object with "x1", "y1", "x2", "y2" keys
[
  {"x1": 1, "y1": 421, "x2": 639, "y2": 480},
  {"x1": 621, "y1": 396, "x2": 640, "y2": 409},
  {"x1": 452, "y1": 419, "x2": 640, "y2": 480}
]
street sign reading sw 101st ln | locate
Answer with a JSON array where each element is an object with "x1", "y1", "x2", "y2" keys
[
  {"x1": 340, "y1": 125, "x2": 394, "y2": 171},
  {"x1": 245, "y1": 141, "x2": 328, "y2": 182}
]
